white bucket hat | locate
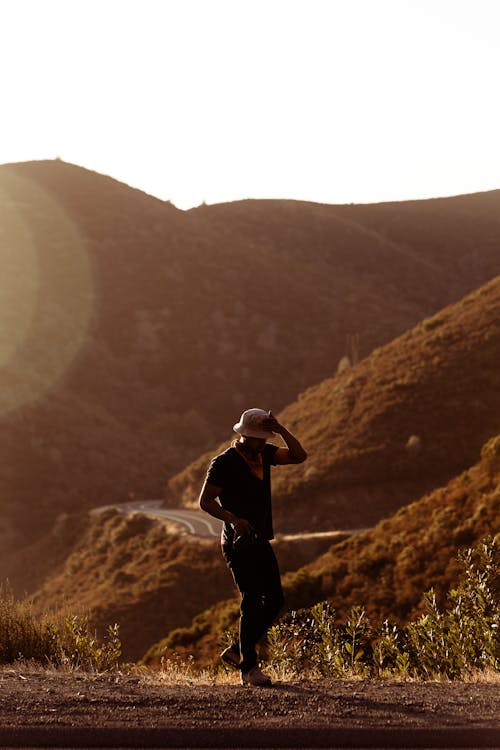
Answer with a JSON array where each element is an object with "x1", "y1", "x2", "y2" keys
[{"x1": 233, "y1": 408, "x2": 275, "y2": 439}]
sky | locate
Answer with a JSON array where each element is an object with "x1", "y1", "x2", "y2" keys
[{"x1": 1, "y1": 0, "x2": 500, "y2": 209}]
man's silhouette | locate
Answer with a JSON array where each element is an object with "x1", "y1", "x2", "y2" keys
[{"x1": 199, "y1": 408, "x2": 307, "y2": 686}]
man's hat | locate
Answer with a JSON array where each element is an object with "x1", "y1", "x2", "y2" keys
[{"x1": 233, "y1": 408, "x2": 275, "y2": 439}]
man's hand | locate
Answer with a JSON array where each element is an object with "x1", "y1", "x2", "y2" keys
[
  {"x1": 232, "y1": 517, "x2": 254, "y2": 538},
  {"x1": 264, "y1": 410, "x2": 308, "y2": 465},
  {"x1": 263, "y1": 410, "x2": 284, "y2": 434},
  {"x1": 199, "y1": 484, "x2": 255, "y2": 537}
]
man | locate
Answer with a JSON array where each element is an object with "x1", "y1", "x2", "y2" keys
[{"x1": 199, "y1": 408, "x2": 307, "y2": 686}]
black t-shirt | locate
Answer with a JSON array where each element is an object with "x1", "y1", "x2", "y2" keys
[{"x1": 206, "y1": 443, "x2": 279, "y2": 545}]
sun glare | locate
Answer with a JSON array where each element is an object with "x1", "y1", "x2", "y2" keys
[{"x1": 0, "y1": 170, "x2": 94, "y2": 414}]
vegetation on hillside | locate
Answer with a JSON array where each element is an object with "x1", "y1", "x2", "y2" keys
[
  {"x1": 27, "y1": 510, "x2": 233, "y2": 662},
  {"x1": 295, "y1": 434, "x2": 500, "y2": 623},
  {"x1": 17, "y1": 509, "x2": 342, "y2": 662},
  {"x1": 1, "y1": 537, "x2": 498, "y2": 681}
]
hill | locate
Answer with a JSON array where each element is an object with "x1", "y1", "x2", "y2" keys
[
  {"x1": 145, "y1": 433, "x2": 500, "y2": 667},
  {"x1": 1, "y1": 160, "x2": 500, "y2": 555},
  {"x1": 24, "y1": 511, "x2": 231, "y2": 662},
  {"x1": 168, "y1": 276, "x2": 500, "y2": 532}
]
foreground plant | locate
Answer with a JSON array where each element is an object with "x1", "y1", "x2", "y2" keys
[
  {"x1": 267, "y1": 537, "x2": 499, "y2": 680},
  {"x1": 0, "y1": 584, "x2": 121, "y2": 671}
]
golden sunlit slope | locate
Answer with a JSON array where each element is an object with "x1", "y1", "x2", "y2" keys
[
  {"x1": 168, "y1": 277, "x2": 500, "y2": 533},
  {"x1": 298, "y1": 434, "x2": 500, "y2": 622},
  {"x1": 145, "y1": 434, "x2": 499, "y2": 668},
  {"x1": 1, "y1": 159, "x2": 499, "y2": 554}
]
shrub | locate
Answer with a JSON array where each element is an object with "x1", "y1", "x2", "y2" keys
[
  {"x1": 268, "y1": 602, "x2": 373, "y2": 678},
  {"x1": 56, "y1": 616, "x2": 122, "y2": 672},
  {"x1": 0, "y1": 583, "x2": 121, "y2": 671},
  {"x1": 267, "y1": 537, "x2": 499, "y2": 680},
  {"x1": 405, "y1": 537, "x2": 499, "y2": 678}
]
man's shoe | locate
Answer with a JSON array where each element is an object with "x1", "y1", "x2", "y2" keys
[
  {"x1": 241, "y1": 666, "x2": 272, "y2": 687},
  {"x1": 220, "y1": 645, "x2": 240, "y2": 669}
]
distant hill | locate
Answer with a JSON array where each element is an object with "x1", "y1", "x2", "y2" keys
[
  {"x1": 145, "y1": 433, "x2": 500, "y2": 667},
  {"x1": 169, "y1": 276, "x2": 500, "y2": 533},
  {"x1": 1, "y1": 160, "x2": 499, "y2": 553}
]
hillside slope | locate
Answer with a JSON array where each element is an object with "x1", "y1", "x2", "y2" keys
[
  {"x1": 145, "y1": 434, "x2": 500, "y2": 667},
  {"x1": 1, "y1": 160, "x2": 499, "y2": 551},
  {"x1": 169, "y1": 276, "x2": 500, "y2": 532},
  {"x1": 27, "y1": 511, "x2": 232, "y2": 662},
  {"x1": 23, "y1": 511, "x2": 341, "y2": 661}
]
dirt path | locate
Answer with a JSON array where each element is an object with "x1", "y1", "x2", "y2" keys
[{"x1": 0, "y1": 667, "x2": 498, "y2": 732}]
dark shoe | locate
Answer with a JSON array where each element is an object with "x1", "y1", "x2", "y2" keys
[
  {"x1": 241, "y1": 666, "x2": 272, "y2": 686},
  {"x1": 220, "y1": 645, "x2": 240, "y2": 669}
]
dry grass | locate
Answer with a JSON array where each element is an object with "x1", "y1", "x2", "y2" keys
[{"x1": 2, "y1": 655, "x2": 499, "y2": 686}]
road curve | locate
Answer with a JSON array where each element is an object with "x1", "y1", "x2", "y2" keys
[
  {"x1": 92, "y1": 501, "x2": 222, "y2": 538},
  {"x1": 144, "y1": 507, "x2": 222, "y2": 537}
]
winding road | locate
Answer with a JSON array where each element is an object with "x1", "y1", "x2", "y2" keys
[
  {"x1": 93, "y1": 500, "x2": 222, "y2": 537},
  {"x1": 92, "y1": 501, "x2": 370, "y2": 543}
]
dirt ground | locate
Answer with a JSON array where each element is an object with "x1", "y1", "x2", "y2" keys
[{"x1": 0, "y1": 666, "x2": 499, "y2": 731}]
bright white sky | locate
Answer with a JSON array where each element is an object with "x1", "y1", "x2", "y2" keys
[{"x1": 1, "y1": 0, "x2": 499, "y2": 209}]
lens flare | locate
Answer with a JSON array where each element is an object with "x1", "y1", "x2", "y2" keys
[{"x1": 0, "y1": 169, "x2": 94, "y2": 415}]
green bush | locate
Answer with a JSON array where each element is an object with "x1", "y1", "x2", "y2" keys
[
  {"x1": 0, "y1": 584, "x2": 121, "y2": 671},
  {"x1": 268, "y1": 537, "x2": 499, "y2": 680},
  {"x1": 404, "y1": 538, "x2": 499, "y2": 678}
]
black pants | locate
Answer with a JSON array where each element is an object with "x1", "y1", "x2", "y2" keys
[{"x1": 224, "y1": 537, "x2": 284, "y2": 673}]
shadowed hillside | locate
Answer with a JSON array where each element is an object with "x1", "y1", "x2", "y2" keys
[
  {"x1": 169, "y1": 277, "x2": 500, "y2": 532},
  {"x1": 20, "y1": 511, "x2": 342, "y2": 661},
  {"x1": 339, "y1": 191, "x2": 500, "y2": 294},
  {"x1": 1, "y1": 160, "x2": 499, "y2": 555},
  {"x1": 26, "y1": 511, "x2": 232, "y2": 662},
  {"x1": 145, "y1": 434, "x2": 499, "y2": 667}
]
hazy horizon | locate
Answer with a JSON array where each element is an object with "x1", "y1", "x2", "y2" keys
[{"x1": 1, "y1": 0, "x2": 499, "y2": 209}]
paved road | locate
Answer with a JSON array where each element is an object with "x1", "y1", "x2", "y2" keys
[
  {"x1": 0, "y1": 725, "x2": 498, "y2": 748},
  {"x1": 93, "y1": 501, "x2": 222, "y2": 537},
  {"x1": 92, "y1": 501, "x2": 369, "y2": 541}
]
